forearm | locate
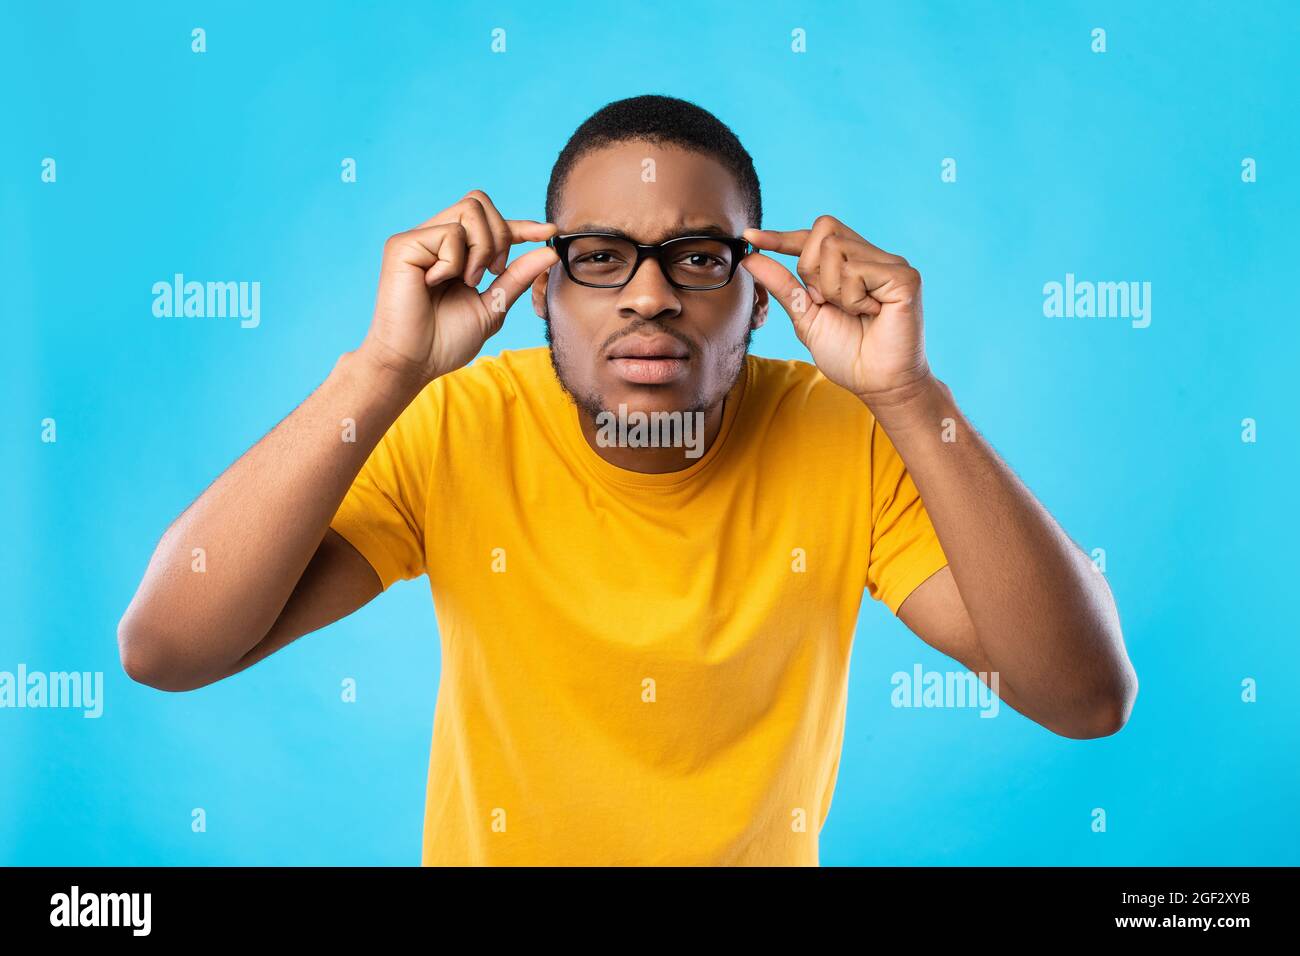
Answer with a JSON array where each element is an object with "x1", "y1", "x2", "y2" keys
[
  {"x1": 866, "y1": 376, "x2": 1135, "y2": 734},
  {"x1": 118, "y1": 347, "x2": 423, "y2": 685}
]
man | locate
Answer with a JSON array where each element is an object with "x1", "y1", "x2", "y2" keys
[{"x1": 118, "y1": 94, "x2": 1137, "y2": 866}]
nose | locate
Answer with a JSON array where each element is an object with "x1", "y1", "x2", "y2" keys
[{"x1": 615, "y1": 255, "x2": 682, "y2": 322}]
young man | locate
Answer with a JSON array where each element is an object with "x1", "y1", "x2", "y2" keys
[{"x1": 118, "y1": 95, "x2": 1137, "y2": 866}]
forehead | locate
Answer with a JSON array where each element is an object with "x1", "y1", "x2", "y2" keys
[{"x1": 555, "y1": 139, "x2": 747, "y2": 243}]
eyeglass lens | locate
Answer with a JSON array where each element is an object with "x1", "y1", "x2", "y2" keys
[{"x1": 566, "y1": 237, "x2": 735, "y2": 288}]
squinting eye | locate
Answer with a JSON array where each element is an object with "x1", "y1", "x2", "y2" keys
[{"x1": 676, "y1": 253, "x2": 725, "y2": 267}]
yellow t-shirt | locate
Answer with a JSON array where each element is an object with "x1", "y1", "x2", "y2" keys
[{"x1": 329, "y1": 345, "x2": 948, "y2": 865}]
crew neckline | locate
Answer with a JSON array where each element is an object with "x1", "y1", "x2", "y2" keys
[{"x1": 552, "y1": 355, "x2": 753, "y2": 490}]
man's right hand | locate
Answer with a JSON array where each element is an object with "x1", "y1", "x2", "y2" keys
[{"x1": 359, "y1": 189, "x2": 559, "y2": 389}]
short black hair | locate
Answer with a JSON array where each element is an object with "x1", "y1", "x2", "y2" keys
[{"x1": 545, "y1": 94, "x2": 762, "y2": 230}]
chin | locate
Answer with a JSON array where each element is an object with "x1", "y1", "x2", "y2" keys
[{"x1": 599, "y1": 380, "x2": 701, "y2": 416}]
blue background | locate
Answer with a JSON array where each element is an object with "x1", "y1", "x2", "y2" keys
[{"x1": 3, "y1": 0, "x2": 1296, "y2": 865}]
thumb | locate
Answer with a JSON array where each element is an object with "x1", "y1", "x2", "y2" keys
[
  {"x1": 741, "y1": 251, "x2": 818, "y2": 339},
  {"x1": 479, "y1": 246, "x2": 559, "y2": 322}
]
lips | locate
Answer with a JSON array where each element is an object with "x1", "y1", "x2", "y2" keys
[
  {"x1": 606, "y1": 333, "x2": 692, "y2": 384},
  {"x1": 608, "y1": 356, "x2": 689, "y2": 385},
  {"x1": 607, "y1": 335, "x2": 690, "y2": 360}
]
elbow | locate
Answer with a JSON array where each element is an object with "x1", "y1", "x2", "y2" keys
[
  {"x1": 1062, "y1": 607, "x2": 1137, "y2": 739},
  {"x1": 1073, "y1": 664, "x2": 1139, "y2": 739},
  {"x1": 117, "y1": 612, "x2": 203, "y2": 693}
]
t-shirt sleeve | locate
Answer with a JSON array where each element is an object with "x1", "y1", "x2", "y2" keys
[
  {"x1": 864, "y1": 416, "x2": 949, "y2": 614},
  {"x1": 328, "y1": 384, "x2": 435, "y2": 591}
]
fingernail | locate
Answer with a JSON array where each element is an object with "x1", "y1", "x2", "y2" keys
[{"x1": 472, "y1": 267, "x2": 485, "y2": 285}]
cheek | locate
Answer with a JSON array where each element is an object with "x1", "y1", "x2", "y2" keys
[
  {"x1": 697, "y1": 296, "x2": 752, "y2": 348},
  {"x1": 547, "y1": 306, "x2": 600, "y2": 370},
  {"x1": 552, "y1": 290, "x2": 625, "y2": 358},
  {"x1": 551, "y1": 282, "x2": 597, "y2": 331}
]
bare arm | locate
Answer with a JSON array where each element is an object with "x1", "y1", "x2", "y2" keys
[
  {"x1": 117, "y1": 190, "x2": 560, "y2": 692},
  {"x1": 743, "y1": 216, "x2": 1137, "y2": 740},
  {"x1": 117, "y1": 351, "x2": 422, "y2": 691},
  {"x1": 218, "y1": 528, "x2": 383, "y2": 684},
  {"x1": 883, "y1": 382, "x2": 1135, "y2": 739}
]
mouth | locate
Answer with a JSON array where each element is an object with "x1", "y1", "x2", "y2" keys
[{"x1": 607, "y1": 335, "x2": 691, "y2": 385}]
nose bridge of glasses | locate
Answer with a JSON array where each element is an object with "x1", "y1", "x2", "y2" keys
[
  {"x1": 636, "y1": 242, "x2": 676, "y2": 281},
  {"x1": 622, "y1": 244, "x2": 679, "y2": 295}
]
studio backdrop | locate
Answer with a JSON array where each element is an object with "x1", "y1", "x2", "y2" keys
[{"x1": 2, "y1": 1, "x2": 1295, "y2": 865}]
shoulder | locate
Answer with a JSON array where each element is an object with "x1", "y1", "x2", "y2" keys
[
  {"x1": 397, "y1": 347, "x2": 556, "y2": 456},
  {"x1": 744, "y1": 354, "x2": 875, "y2": 430},
  {"x1": 417, "y1": 346, "x2": 550, "y2": 408},
  {"x1": 732, "y1": 354, "x2": 877, "y2": 469}
]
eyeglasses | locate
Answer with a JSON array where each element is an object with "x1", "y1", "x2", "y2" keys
[{"x1": 546, "y1": 232, "x2": 753, "y2": 291}]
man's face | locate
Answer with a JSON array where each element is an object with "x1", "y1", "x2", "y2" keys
[{"x1": 533, "y1": 139, "x2": 767, "y2": 420}]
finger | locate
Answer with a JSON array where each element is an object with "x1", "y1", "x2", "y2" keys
[
  {"x1": 812, "y1": 214, "x2": 868, "y2": 245},
  {"x1": 455, "y1": 197, "x2": 496, "y2": 286},
  {"x1": 490, "y1": 219, "x2": 559, "y2": 277},
  {"x1": 839, "y1": 258, "x2": 883, "y2": 318},
  {"x1": 479, "y1": 245, "x2": 560, "y2": 322},
  {"x1": 464, "y1": 190, "x2": 514, "y2": 276},
  {"x1": 742, "y1": 227, "x2": 810, "y2": 257},
  {"x1": 386, "y1": 223, "x2": 469, "y2": 286},
  {"x1": 842, "y1": 260, "x2": 925, "y2": 308},
  {"x1": 747, "y1": 221, "x2": 904, "y2": 266},
  {"x1": 841, "y1": 234, "x2": 906, "y2": 264},
  {"x1": 817, "y1": 235, "x2": 847, "y2": 309},
  {"x1": 740, "y1": 251, "x2": 818, "y2": 340},
  {"x1": 506, "y1": 219, "x2": 558, "y2": 244},
  {"x1": 418, "y1": 204, "x2": 553, "y2": 242},
  {"x1": 414, "y1": 197, "x2": 495, "y2": 285},
  {"x1": 743, "y1": 216, "x2": 857, "y2": 258},
  {"x1": 794, "y1": 217, "x2": 842, "y2": 302}
]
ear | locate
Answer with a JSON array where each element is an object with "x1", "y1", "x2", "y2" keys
[
  {"x1": 750, "y1": 280, "x2": 769, "y2": 330},
  {"x1": 531, "y1": 270, "x2": 550, "y2": 319}
]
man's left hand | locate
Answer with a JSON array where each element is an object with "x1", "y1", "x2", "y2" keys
[{"x1": 742, "y1": 216, "x2": 933, "y2": 408}]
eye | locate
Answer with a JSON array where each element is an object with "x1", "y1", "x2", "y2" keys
[
  {"x1": 686, "y1": 253, "x2": 724, "y2": 266},
  {"x1": 673, "y1": 252, "x2": 727, "y2": 270},
  {"x1": 574, "y1": 249, "x2": 627, "y2": 264}
]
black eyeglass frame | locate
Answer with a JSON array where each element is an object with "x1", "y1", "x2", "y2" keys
[{"x1": 546, "y1": 232, "x2": 753, "y2": 291}]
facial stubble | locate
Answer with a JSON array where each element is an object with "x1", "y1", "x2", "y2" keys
[{"x1": 543, "y1": 310, "x2": 752, "y2": 422}]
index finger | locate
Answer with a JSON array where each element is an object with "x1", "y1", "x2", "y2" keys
[
  {"x1": 743, "y1": 227, "x2": 810, "y2": 257},
  {"x1": 488, "y1": 220, "x2": 558, "y2": 284},
  {"x1": 507, "y1": 219, "x2": 558, "y2": 244}
]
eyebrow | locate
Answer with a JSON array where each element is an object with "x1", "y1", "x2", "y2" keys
[{"x1": 566, "y1": 222, "x2": 735, "y2": 243}]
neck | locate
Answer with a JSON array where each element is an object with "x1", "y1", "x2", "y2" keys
[{"x1": 575, "y1": 372, "x2": 745, "y2": 474}]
